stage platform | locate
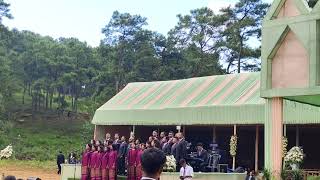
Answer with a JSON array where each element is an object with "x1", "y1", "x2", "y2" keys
[{"x1": 61, "y1": 164, "x2": 246, "y2": 180}]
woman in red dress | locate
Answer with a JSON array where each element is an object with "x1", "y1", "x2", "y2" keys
[
  {"x1": 89, "y1": 146, "x2": 98, "y2": 180},
  {"x1": 101, "y1": 146, "x2": 109, "y2": 180},
  {"x1": 81, "y1": 144, "x2": 92, "y2": 180},
  {"x1": 135, "y1": 143, "x2": 145, "y2": 180},
  {"x1": 127, "y1": 143, "x2": 137, "y2": 180},
  {"x1": 95, "y1": 145, "x2": 104, "y2": 180},
  {"x1": 108, "y1": 144, "x2": 118, "y2": 180}
]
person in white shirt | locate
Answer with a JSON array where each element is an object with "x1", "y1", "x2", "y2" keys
[{"x1": 179, "y1": 159, "x2": 194, "y2": 180}]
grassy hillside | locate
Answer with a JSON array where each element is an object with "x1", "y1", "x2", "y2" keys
[{"x1": 0, "y1": 94, "x2": 94, "y2": 162}]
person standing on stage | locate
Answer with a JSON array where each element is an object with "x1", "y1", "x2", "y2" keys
[
  {"x1": 101, "y1": 145, "x2": 110, "y2": 180},
  {"x1": 171, "y1": 137, "x2": 178, "y2": 159},
  {"x1": 118, "y1": 136, "x2": 128, "y2": 175},
  {"x1": 135, "y1": 143, "x2": 145, "y2": 180},
  {"x1": 113, "y1": 133, "x2": 121, "y2": 150},
  {"x1": 176, "y1": 133, "x2": 188, "y2": 162},
  {"x1": 108, "y1": 144, "x2": 118, "y2": 180},
  {"x1": 104, "y1": 133, "x2": 112, "y2": 146},
  {"x1": 81, "y1": 144, "x2": 92, "y2": 180},
  {"x1": 161, "y1": 137, "x2": 171, "y2": 155},
  {"x1": 95, "y1": 145, "x2": 104, "y2": 180},
  {"x1": 127, "y1": 142, "x2": 137, "y2": 180},
  {"x1": 152, "y1": 130, "x2": 158, "y2": 140},
  {"x1": 176, "y1": 133, "x2": 188, "y2": 171},
  {"x1": 89, "y1": 146, "x2": 98, "y2": 180}
]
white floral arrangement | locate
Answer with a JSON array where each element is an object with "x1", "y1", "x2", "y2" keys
[
  {"x1": 284, "y1": 146, "x2": 304, "y2": 164},
  {"x1": 0, "y1": 145, "x2": 13, "y2": 159},
  {"x1": 282, "y1": 136, "x2": 288, "y2": 158},
  {"x1": 163, "y1": 155, "x2": 176, "y2": 172},
  {"x1": 229, "y1": 135, "x2": 237, "y2": 157}
]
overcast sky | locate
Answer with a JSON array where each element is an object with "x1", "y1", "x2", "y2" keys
[{"x1": 3, "y1": 0, "x2": 272, "y2": 47}]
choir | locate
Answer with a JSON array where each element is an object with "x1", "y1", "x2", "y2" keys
[{"x1": 81, "y1": 130, "x2": 187, "y2": 180}]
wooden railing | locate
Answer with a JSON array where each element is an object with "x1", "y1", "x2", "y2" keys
[{"x1": 302, "y1": 169, "x2": 320, "y2": 180}]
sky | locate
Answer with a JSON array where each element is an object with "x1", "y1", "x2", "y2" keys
[{"x1": 3, "y1": 0, "x2": 272, "y2": 47}]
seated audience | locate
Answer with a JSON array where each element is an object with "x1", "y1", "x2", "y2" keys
[
  {"x1": 4, "y1": 176, "x2": 16, "y2": 180},
  {"x1": 196, "y1": 143, "x2": 208, "y2": 172}
]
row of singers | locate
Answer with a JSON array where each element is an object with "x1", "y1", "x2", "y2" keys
[{"x1": 81, "y1": 140, "x2": 145, "y2": 180}]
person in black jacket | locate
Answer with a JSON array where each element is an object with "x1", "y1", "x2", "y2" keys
[
  {"x1": 176, "y1": 133, "x2": 188, "y2": 161},
  {"x1": 196, "y1": 143, "x2": 209, "y2": 172},
  {"x1": 175, "y1": 132, "x2": 188, "y2": 171},
  {"x1": 56, "y1": 151, "x2": 65, "y2": 174},
  {"x1": 117, "y1": 136, "x2": 128, "y2": 175}
]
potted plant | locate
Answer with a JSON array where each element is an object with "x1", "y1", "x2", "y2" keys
[{"x1": 284, "y1": 146, "x2": 304, "y2": 170}]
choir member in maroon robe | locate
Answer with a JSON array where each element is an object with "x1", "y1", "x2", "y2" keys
[
  {"x1": 95, "y1": 145, "x2": 104, "y2": 180},
  {"x1": 127, "y1": 143, "x2": 137, "y2": 180},
  {"x1": 81, "y1": 144, "x2": 92, "y2": 180},
  {"x1": 108, "y1": 144, "x2": 118, "y2": 180},
  {"x1": 89, "y1": 146, "x2": 98, "y2": 180},
  {"x1": 101, "y1": 146, "x2": 109, "y2": 180},
  {"x1": 135, "y1": 143, "x2": 145, "y2": 180}
]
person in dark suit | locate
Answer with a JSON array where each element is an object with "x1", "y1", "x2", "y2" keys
[
  {"x1": 245, "y1": 170, "x2": 256, "y2": 180},
  {"x1": 118, "y1": 136, "x2": 128, "y2": 175},
  {"x1": 161, "y1": 137, "x2": 171, "y2": 155},
  {"x1": 56, "y1": 151, "x2": 65, "y2": 174},
  {"x1": 171, "y1": 137, "x2": 178, "y2": 159},
  {"x1": 176, "y1": 133, "x2": 188, "y2": 161},
  {"x1": 175, "y1": 132, "x2": 188, "y2": 172},
  {"x1": 113, "y1": 133, "x2": 121, "y2": 150},
  {"x1": 196, "y1": 143, "x2": 209, "y2": 172}
]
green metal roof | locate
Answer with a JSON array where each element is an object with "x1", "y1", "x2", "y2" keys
[{"x1": 92, "y1": 72, "x2": 320, "y2": 126}]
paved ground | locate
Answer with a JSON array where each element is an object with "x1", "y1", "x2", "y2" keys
[{"x1": 0, "y1": 166, "x2": 59, "y2": 180}]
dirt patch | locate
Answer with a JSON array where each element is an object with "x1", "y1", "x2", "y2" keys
[{"x1": 0, "y1": 166, "x2": 59, "y2": 180}]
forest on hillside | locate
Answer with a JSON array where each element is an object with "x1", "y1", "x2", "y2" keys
[{"x1": 6, "y1": 0, "x2": 318, "y2": 122}]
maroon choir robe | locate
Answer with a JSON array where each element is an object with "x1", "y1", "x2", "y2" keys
[
  {"x1": 108, "y1": 150, "x2": 118, "y2": 180},
  {"x1": 89, "y1": 151, "x2": 98, "y2": 180},
  {"x1": 90, "y1": 151, "x2": 103, "y2": 180},
  {"x1": 127, "y1": 149, "x2": 137, "y2": 180},
  {"x1": 81, "y1": 151, "x2": 92, "y2": 180},
  {"x1": 135, "y1": 150, "x2": 143, "y2": 180},
  {"x1": 101, "y1": 152, "x2": 109, "y2": 180},
  {"x1": 96, "y1": 152, "x2": 104, "y2": 180}
]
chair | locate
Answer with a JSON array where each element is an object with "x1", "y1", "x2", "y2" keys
[{"x1": 206, "y1": 154, "x2": 221, "y2": 172}]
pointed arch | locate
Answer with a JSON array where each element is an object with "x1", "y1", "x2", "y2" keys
[{"x1": 270, "y1": 29, "x2": 309, "y2": 89}]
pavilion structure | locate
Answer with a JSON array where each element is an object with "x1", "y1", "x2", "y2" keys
[
  {"x1": 261, "y1": 0, "x2": 320, "y2": 177},
  {"x1": 91, "y1": 0, "x2": 320, "y2": 179}
]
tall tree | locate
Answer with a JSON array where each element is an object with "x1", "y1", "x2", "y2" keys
[
  {"x1": 102, "y1": 11, "x2": 148, "y2": 92},
  {"x1": 0, "y1": 0, "x2": 12, "y2": 23},
  {"x1": 168, "y1": 7, "x2": 225, "y2": 76},
  {"x1": 219, "y1": 0, "x2": 269, "y2": 73}
]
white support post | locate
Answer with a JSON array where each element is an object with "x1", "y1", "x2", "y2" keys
[
  {"x1": 232, "y1": 125, "x2": 237, "y2": 171},
  {"x1": 255, "y1": 125, "x2": 259, "y2": 172}
]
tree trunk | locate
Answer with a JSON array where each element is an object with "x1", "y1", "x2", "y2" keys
[
  {"x1": 237, "y1": 36, "x2": 243, "y2": 74},
  {"x1": 45, "y1": 90, "x2": 48, "y2": 109},
  {"x1": 50, "y1": 91, "x2": 53, "y2": 109},
  {"x1": 22, "y1": 82, "x2": 26, "y2": 105}
]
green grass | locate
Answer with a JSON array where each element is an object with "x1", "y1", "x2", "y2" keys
[
  {"x1": 0, "y1": 118, "x2": 91, "y2": 161},
  {"x1": 0, "y1": 93, "x2": 93, "y2": 162}
]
